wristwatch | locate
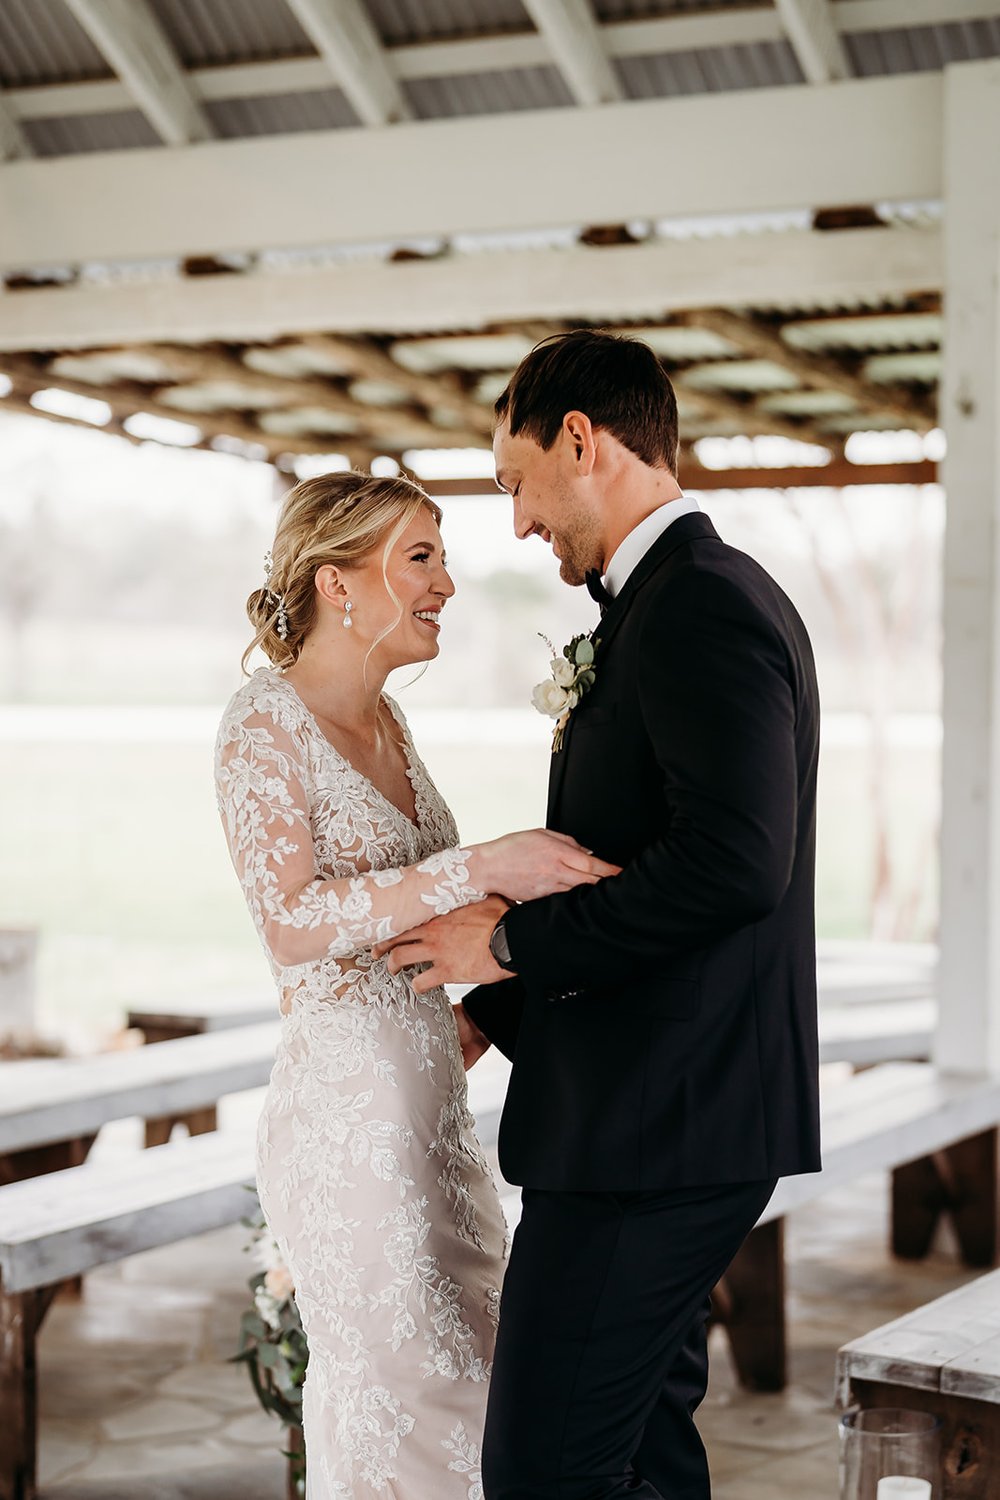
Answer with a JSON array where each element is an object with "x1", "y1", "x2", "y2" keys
[{"x1": 488, "y1": 915, "x2": 518, "y2": 973}]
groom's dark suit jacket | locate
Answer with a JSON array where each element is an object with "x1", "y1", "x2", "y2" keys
[{"x1": 463, "y1": 511, "x2": 821, "y2": 1192}]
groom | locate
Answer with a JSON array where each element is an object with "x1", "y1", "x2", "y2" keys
[{"x1": 379, "y1": 330, "x2": 821, "y2": 1499}]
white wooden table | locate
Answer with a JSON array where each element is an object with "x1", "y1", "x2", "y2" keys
[{"x1": 838, "y1": 1267, "x2": 1000, "y2": 1499}]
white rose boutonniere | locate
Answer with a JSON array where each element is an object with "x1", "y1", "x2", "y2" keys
[{"x1": 531, "y1": 632, "x2": 598, "y2": 753}]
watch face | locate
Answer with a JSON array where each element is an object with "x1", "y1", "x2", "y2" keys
[{"x1": 490, "y1": 919, "x2": 513, "y2": 968}]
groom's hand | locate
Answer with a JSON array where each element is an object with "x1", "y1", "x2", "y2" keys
[
  {"x1": 453, "y1": 1001, "x2": 492, "y2": 1070},
  {"x1": 374, "y1": 895, "x2": 511, "y2": 993}
]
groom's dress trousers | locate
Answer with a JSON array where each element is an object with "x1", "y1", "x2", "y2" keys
[{"x1": 464, "y1": 511, "x2": 820, "y2": 1499}]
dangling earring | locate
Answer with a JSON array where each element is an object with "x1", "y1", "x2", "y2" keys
[{"x1": 343, "y1": 600, "x2": 354, "y2": 630}]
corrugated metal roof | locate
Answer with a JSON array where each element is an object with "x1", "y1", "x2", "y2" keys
[
  {"x1": 618, "y1": 38, "x2": 803, "y2": 97},
  {"x1": 683, "y1": 359, "x2": 800, "y2": 394},
  {"x1": 597, "y1": 0, "x2": 757, "y2": 16},
  {"x1": 847, "y1": 18, "x2": 1000, "y2": 75},
  {"x1": 205, "y1": 88, "x2": 358, "y2": 138},
  {"x1": 403, "y1": 64, "x2": 573, "y2": 118},
  {"x1": 863, "y1": 351, "x2": 942, "y2": 385},
  {"x1": 393, "y1": 333, "x2": 535, "y2": 373},
  {"x1": 783, "y1": 314, "x2": 943, "y2": 354},
  {"x1": 365, "y1": 0, "x2": 530, "y2": 45},
  {"x1": 23, "y1": 109, "x2": 160, "y2": 157},
  {"x1": 148, "y1": 0, "x2": 315, "y2": 68},
  {"x1": 0, "y1": 0, "x2": 109, "y2": 87}
]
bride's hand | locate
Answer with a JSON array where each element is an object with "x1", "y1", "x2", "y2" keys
[{"x1": 471, "y1": 829, "x2": 620, "y2": 903}]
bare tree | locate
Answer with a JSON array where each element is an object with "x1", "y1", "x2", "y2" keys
[{"x1": 785, "y1": 486, "x2": 940, "y2": 940}]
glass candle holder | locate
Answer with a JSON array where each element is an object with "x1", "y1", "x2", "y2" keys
[{"x1": 839, "y1": 1409, "x2": 941, "y2": 1500}]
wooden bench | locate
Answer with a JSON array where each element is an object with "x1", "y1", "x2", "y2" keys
[
  {"x1": 0, "y1": 1128, "x2": 257, "y2": 1500},
  {"x1": 474, "y1": 1060, "x2": 1000, "y2": 1394},
  {"x1": 125, "y1": 996, "x2": 275, "y2": 1145},
  {"x1": 0, "y1": 1071, "x2": 505, "y2": 1500},
  {"x1": 0, "y1": 1022, "x2": 278, "y2": 1186},
  {"x1": 125, "y1": 994, "x2": 275, "y2": 1041},
  {"x1": 713, "y1": 1063, "x2": 1000, "y2": 1392},
  {"x1": 837, "y1": 1267, "x2": 1000, "y2": 1499},
  {"x1": 819, "y1": 997, "x2": 935, "y2": 1067}
]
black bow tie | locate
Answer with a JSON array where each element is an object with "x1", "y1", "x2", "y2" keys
[{"x1": 585, "y1": 569, "x2": 613, "y2": 614}]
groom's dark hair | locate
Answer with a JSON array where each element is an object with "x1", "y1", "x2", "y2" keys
[{"x1": 495, "y1": 329, "x2": 679, "y2": 474}]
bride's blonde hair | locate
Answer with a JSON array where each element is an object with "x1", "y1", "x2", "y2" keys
[{"x1": 242, "y1": 470, "x2": 443, "y2": 675}]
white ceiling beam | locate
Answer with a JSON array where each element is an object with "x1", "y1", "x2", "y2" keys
[
  {"x1": 282, "y1": 0, "x2": 411, "y2": 126},
  {"x1": 62, "y1": 0, "x2": 212, "y2": 145},
  {"x1": 775, "y1": 0, "x2": 852, "y2": 84},
  {"x1": 3, "y1": 1, "x2": 993, "y2": 122},
  {"x1": 0, "y1": 75, "x2": 943, "y2": 271},
  {"x1": 520, "y1": 0, "x2": 623, "y2": 107},
  {"x1": 0, "y1": 95, "x2": 32, "y2": 161},
  {"x1": 0, "y1": 228, "x2": 942, "y2": 350}
]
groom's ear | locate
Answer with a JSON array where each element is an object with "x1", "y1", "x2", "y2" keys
[{"x1": 563, "y1": 410, "x2": 597, "y2": 475}]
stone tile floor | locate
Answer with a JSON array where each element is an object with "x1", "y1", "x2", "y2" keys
[{"x1": 36, "y1": 1091, "x2": 976, "y2": 1499}]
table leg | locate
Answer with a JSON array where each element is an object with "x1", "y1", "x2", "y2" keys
[
  {"x1": 710, "y1": 1218, "x2": 786, "y2": 1392},
  {"x1": 137, "y1": 1023, "x2": 219, "y2": 1146},
  {"x1": 849, "y1": 1378, "x2": 999, "y2": 1500},
  {"x1": 893, "y1": 1128, "x2": 999, "y2": 1267},
  {"x1": 0, "y1": 1284, "x2": 41, "y2": 1500}
]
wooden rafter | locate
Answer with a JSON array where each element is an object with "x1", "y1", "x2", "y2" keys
[
  {"x1": 0, "y1": 348, "x2": 485, "y2": 459},
  {"x1": 775, "y1": 0, "x2": 851, "y2": 84},
  {"x1": 420, "y1": 458, "x2": 938, "y2": 496},
  {"x1": 669, "y1": 377, "x2": 836, "y2": 451},
  {"x1": 0, "y1": 93, "x2": 32, "y2": 161},
  {"x1": 129, "y1": 340, "x2": 488, "y2": 449},
  {"x1": 521, "y1": 0, "x2": 623, "y2": 107},
  {"x1": 283, "y1": 0, "x2": 411, "y2": 127},
  {"x1": 4, "y1": 2, "x2": 995, "y2": 126},
  {"x1": 62, "y1": 0, "x2": 213, "y2": 146},
  {"x1": 0, "y1": 230, "x2": 943, "y2": 349},
  {"x1": 0, "y1": 75, "x2": 943, "y2": 272},
  {"x1": 297, "y1": 335, "x2": 493, "y2": 437},
  {"x1": 682, "y1": 309, "x2": 937, "y2": 431}
]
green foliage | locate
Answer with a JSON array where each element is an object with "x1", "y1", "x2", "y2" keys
[{"x1": 229, "y1": 1196, "x2": 308, "y2": 1491}]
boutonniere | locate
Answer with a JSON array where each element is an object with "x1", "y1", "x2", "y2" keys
[{"x1": 531, "y1": 632, "x2": 599, "y2": 753}]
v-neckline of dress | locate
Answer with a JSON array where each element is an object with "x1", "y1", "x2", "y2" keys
[{"x1": 268, "y1": 668, "x2": 423, "y2": 832}]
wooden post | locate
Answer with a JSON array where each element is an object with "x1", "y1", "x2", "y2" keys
[{"x1": 938, "y1": 58, "x2": 1000, "y2": 1075}]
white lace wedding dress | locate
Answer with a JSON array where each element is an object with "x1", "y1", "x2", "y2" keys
[{"x1": 214, "y1": 666, "x2": 509, "y2": 1499}]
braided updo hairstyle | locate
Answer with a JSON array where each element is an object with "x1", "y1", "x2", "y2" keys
[{"x1": 242, "y1": 470, "x2": 443, "y2": 675}]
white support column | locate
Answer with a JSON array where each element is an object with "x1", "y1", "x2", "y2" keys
[{"x1": 937, "y1": 59, "x2": 1000, "y2": 1074}]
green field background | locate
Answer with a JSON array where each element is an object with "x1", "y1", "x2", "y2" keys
[{"x1": 0, "y1": 733, "x2": 938, "y2": 1044}]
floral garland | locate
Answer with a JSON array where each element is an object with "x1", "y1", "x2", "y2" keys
[{"x1": 531, "y1": 632, "x2": 599, "y2": 752}]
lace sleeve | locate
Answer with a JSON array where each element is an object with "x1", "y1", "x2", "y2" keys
[{"x1": 214, "y1": 701, "x2": 485, "y2": 967}]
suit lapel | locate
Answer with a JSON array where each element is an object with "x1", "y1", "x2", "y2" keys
[{"x1": 546, "y1": 512, "x2": 720, "y2": 824}]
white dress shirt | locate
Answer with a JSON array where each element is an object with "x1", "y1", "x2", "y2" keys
[{"x1": 603, "y1": 495, "x2": 703, "y2": 598}]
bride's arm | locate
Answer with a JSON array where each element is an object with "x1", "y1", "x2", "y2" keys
[{"x1": 215, "y1": 705, "x2": 488, "y2": 967}]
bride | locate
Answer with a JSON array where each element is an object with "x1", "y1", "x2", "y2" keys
[{"x1": 214, "y1": 471, "x2": 614, "y2": 1498}]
